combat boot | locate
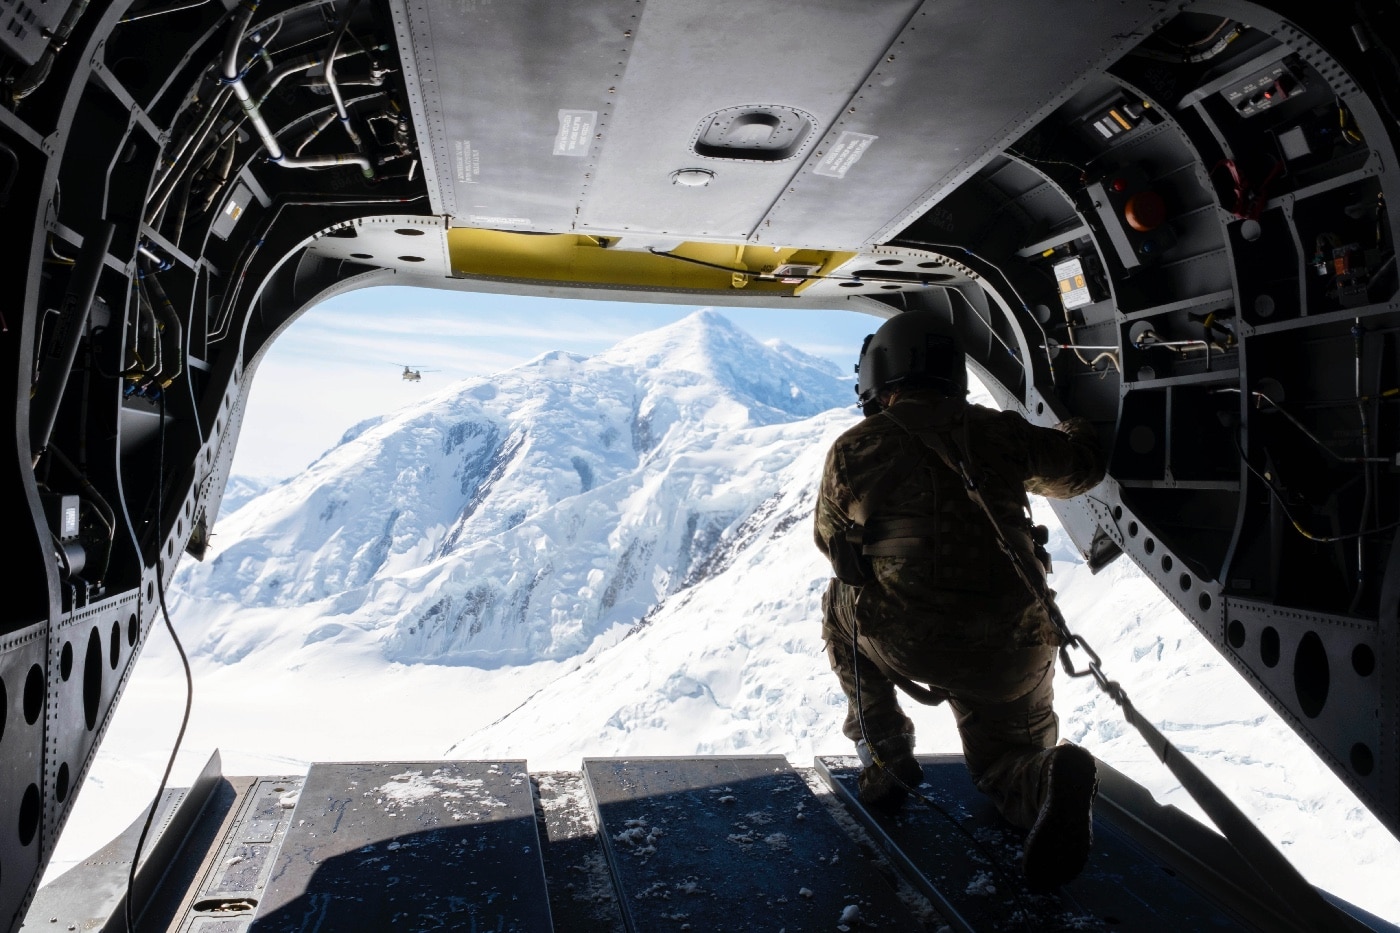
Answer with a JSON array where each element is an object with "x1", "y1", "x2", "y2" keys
[
  {"x1": 855, "y1": 734, "x2": 923, "y2": 813},
  {"x1": 1022, "y1": 743, "x2": 1098, "y2": 889}
]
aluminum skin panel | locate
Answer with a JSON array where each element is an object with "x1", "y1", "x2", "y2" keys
[
  {"x1": 394, "y1": 0, "x2": 640, "y2": 230},
  {"x1": 762, "y1": 1, "x2": 1176, "y2": 250},
  {"x1": 576, "y1": 0, "x2": 922, "y2": 242}
]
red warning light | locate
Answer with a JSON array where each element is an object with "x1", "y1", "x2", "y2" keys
[{"x1": 1124, "y1": 191, "x2": 1166, "y2": 232}]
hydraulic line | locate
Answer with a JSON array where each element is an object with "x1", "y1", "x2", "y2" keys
[
  {"x1": 168, "y1": 147, "x2": 216, "y2": 248},
  {"x1": 200, "y1": 137, "x2": 239, "y2": 213},
  {"x1": 146, "y1": 85, "x2": 234, "y2": 226},
  {"x1": 254, "y1": 47, "x2": 369, "y2": 108},
  {"x1": 126, "y1": 273, "x2": 160, "y2": 378},
  {"x1": 294, "y1": 109, "x2": 340, "y2": 157},
  {"x1": 1132, "y1": 327, "x2": 1218, "y2": 369},
  {"x1": 320, "y1": 0, "x2": 375, "y2": 179},
  {"x1": 30, "y1": 222, "x2": 114, "y2": 467},
  {"x1": 1216, "y1": 388, "x2": 1391, "y2": 463},
  {"x1": 216, "y1": 1, "x2": 374, "y2": 177},
  {"x1": 223, "y1": 3, "x2": 285, "y2": 161},
  {"x1": 1040, "y1": 341, "x2": 1120, "y2": 374},
  {"x1": 119, "y1": 0, "x2": 216, "y2": 24},
  {"x1": 207, "y1": 193, "x2": 426, "y2": 341},
  {"x1": 140, "y1": 259, "x2": 185, "y2": 386}
]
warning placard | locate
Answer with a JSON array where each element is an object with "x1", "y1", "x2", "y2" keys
[
  {"x1": 813, "y1": 131, "x2": 877, "y2": 179},
  {"x1": 554, "y1": 110, "x2": 597, "y2": 157}
]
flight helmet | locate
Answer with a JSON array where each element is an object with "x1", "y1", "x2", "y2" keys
[{"x1": 855, "y1": 310, "x2": 967, "y2": 407}]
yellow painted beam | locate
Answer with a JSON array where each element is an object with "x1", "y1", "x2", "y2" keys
[{"x1": 446, "y1": 229, "x2": 854, "y2": 295}]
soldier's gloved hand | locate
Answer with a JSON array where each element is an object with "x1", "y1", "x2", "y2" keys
[{"x1": 1052, "y1": 416, "x2": 1095, "y2": 442}]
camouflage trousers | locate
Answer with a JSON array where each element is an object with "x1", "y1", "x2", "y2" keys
[{"x1": 822, "y1": 579, "x2": 1060, "y2": 829}]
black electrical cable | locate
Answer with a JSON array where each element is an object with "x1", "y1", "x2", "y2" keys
[
  {"x1": 0, "y1": 141, "x2": 17, "y2": 209},
  {"x1": 1005, "y1": 148, "x2": 1087, "y2": 179},
  {"x1": 645, "y1": 246, "x2": 945, "y2": 287},
  {"x1": 124, "y1": 392, "x2": 195, "y2": 933},
  {"x1": 1234, "y1": 434, "x2": 1400, "y2": 544},
  {"x1": 119, "y1": 0, "x2": 215, "y2": 24},
  {"x1": 208, "y1": 193, "x2": 426, "y2": 340}
]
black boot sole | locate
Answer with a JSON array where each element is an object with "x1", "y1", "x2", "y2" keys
[{"x1": 1023, "y1": 745, "x2": 1097, "y2": 890}]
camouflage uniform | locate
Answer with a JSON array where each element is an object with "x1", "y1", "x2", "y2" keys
[{"x1": 814, "y1": 389, "x2": 1105, "y2": 828}]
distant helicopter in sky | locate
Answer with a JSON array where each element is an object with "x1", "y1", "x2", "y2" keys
[{"x1": 398, "y1": 364, "x2": 437, "y2": 382}]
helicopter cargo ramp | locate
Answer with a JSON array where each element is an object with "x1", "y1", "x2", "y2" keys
[{"x1": 24, "y1": 752, "x2": 1398, "y2": 932}]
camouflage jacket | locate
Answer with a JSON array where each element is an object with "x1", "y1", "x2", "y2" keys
[{"x1": 814, "y1": 390, "x2": 1105, "y2": 649}]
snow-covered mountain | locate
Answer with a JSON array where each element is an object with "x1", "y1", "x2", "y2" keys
[
  {"x1": 218, "y1": 473, "x2": 276, "y2": 514},
  {"x1": 68, "y1": 308, "x2": 1398, "y2": 919},
  {"x1": 178, "y1": 309, "x2": 852, "y2": 665}
]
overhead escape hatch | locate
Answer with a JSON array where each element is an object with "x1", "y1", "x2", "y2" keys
[{"x1": 692, "y1": 105, "x2": 814, "y2": 161}]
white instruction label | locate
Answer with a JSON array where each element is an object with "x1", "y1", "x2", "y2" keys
[
  {"x1": 813, "y1": 131, "x2": 877, "y2": 179},
  {"x1": 454, "y1": 139, "x2": 480, "y2": 183},
  {"x1": 1053, "y1": 257, "x2": 1093, "y2": 310},
  {"x1": 554, "y1": 110, "x2": 597, "y2": 157},
  {"x1": 468, "y1": 214, "x2": 532, "y2": 227}
]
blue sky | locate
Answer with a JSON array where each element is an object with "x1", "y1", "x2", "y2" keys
[{"x1": 231, "y1": 286, "x2": 883, "y2": 477}]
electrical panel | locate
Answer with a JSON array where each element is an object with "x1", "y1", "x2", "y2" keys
[
  {"x1": 1, "y1": 0, "x2": 80, "y2": 67},
  {"x1": 1084, "y1": 164, "x2": 1178, "y2": 270},
  {"x1": 1220, "y1": 60, "x2": 1304, "y2": 118}
]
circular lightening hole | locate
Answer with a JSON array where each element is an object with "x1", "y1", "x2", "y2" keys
[
  {"x1": 1293, "y1": 631, "x2": 1329, "y2": 718},
  {"x1": 23, "y1": 665, "x2": 43, "y2": 725},
  {"x1": 1227, "y1": 620, "x2": 1245, "y2": 648},
  {"x1": 19, "y1": 784, "x2": 40, "y2": 846},
  {"x1": 1351, "y1": 743, "x2": 1374, "y2": 776},
  {"x1": 83, "y1": 627, "x2": 103, "y2": 731},
  {"x1": 110, "y1": 621, "x2": 122, "y2": 669},
  {"x1": 1353, "y1": 644, "x2": 1375, "y2": 677},
  {"x1": 1260, "y1": 626, "x2": 1280, "y2": 668}
]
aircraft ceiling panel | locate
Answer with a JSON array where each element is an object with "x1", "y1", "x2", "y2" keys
[
  {"x1": 573, "y1": 0, "x2": 922, "y2": 242},
  {"x1": 393, "y1": 0, "x2": 638, "y2": 229},
  {"x1": 757, "y1": 0, "x2": 1174, "y2": 250}
]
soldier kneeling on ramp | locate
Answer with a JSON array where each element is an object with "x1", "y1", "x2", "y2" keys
[{"x1": 814, "y1": 310, "x2": 1107, "y2": 890}]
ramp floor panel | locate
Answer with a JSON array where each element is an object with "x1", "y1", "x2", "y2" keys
[
  {"x1": 248, "y1": 761, "x2": 552, "y2": 932},
  {"x1": 817, "y1": 754, "x2": 1254, "y2": 932},
  {"x1": 583, "y1": 755, "x2": 927, "y2": 932},
  {"x1": 534, "y1": 771, "x2": 626, "y2": 933}
]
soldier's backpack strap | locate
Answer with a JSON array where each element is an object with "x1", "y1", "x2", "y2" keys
[{"x1": 833, "y1": 445, "x2": 926, "y2": 585}]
